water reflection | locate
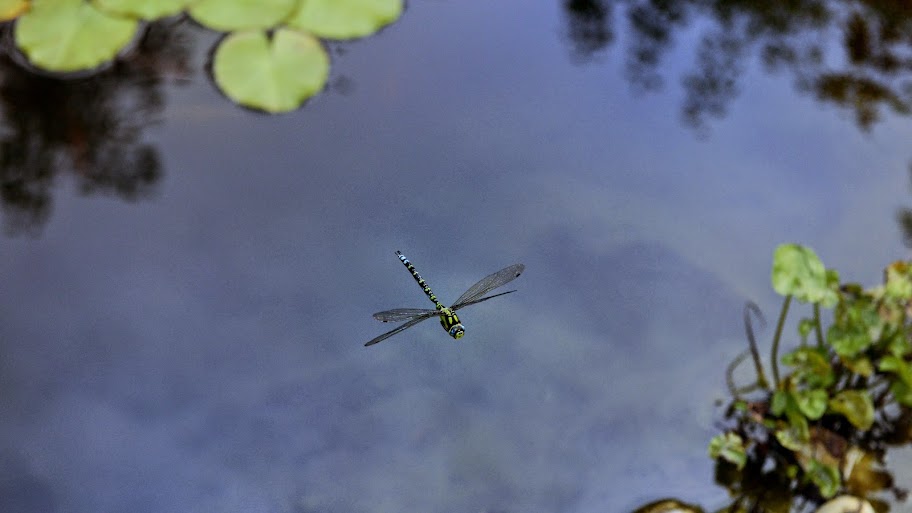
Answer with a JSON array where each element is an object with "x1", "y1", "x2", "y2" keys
[
  {"x1": 0, "y1": 19, "x2": 192, "y2": 235},
  {"x1": 561, "y1": 0, "x2": 912, "y2": 130},
  {"x1": 562, "y1": 0, "x2": 614, "y2": 62}
]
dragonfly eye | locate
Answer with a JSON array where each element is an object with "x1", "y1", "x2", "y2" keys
[{"x1": 449, "y1": 324, "x2": 465, "y2": 339}]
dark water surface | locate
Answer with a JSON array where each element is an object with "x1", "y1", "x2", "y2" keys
[{"x1": 2, "y1": 1, "x2": 911, "y2": 512}]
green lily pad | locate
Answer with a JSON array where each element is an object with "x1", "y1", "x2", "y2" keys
[
  {"x1": 771, "y1": 244, "x2": 838, "y2": 306},
  {"x1": 0, "y1": 0, "x2": 28, "y2": 21},
  {"x1": 213, "y1": 29, "x2": 329, "y2": 113},
  {"x1": 15, "y1": 0, "x2": 138, "y2": 73},
  {"x1": 189, "y1": 0, "x2": 298, "y2": 31},
  {"x1": 287, "y1": 0, "x2": 403, "y2": 39},
  {"x1": 93, "y1": 0, "x2": 188, "y2": 19},
  {"x1": 828, "y1": 390, "x2": 874, "y2": 430}
]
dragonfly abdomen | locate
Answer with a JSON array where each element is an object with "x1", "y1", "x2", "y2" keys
[{"x1": 397, "y1": 251, "x2": 445, "y2": 310}]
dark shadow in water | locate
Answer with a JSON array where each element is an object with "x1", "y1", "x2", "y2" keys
[
  {"x1": 0, "y1": 19, "x2": 194, "y2": 236},
  {"x1": 561, "y1": 0, "x2": 912, "y2": 132},
  {"x1": 561, "y1": 0, "x2": 615, "y2": 63}
]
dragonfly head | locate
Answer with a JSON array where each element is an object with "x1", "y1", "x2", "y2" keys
[{"x1": 449, "y1": 324, "x2": 465, "y2": 339}]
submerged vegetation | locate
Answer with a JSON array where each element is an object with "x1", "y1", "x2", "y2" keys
[
  {"x1": 1, "y1": 0, "x2": 402, "y2": 113},
  {"x1": 706, "y1": 244, "x2": 912, "y2": 512}
]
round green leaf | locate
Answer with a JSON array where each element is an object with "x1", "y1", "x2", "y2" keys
[
  {"x1": 806, "y1": 460, "x2": 840, "y2": 498},
  {"x1": 189, "y1": 0, "x2": 298, "y2": 31},
  {"x1": 828, "y1": 324, "x2": 872, "y2": 358},
  {"x1": 771, "y1": 244, "x2": 838, "y2": 306},
  {"x1": 828, "y1": 390, "x2": 874, "y2": 430},
  {"x1": 15, "y1": 0, "x2": 138, "y2": 73},
  {"x1": 213, "y1": 29, "x2": 329, "y2": 113},
  {"x1": 708, "y1": 432, "x2": 746, "y2": 470},
  {"x1": 0, "y1": 0, "x2": 28, "y2": 21},
  {"x1": 781, "y1": 347, "x2": 834, "y2": 388},
  {"x1": 287, "y1": 0, "x2": 403, "y2": 39},
  {"x1": 92, "y1": 0, "x2": 188, "y2": 20},
  {"x1": 884, "y1": 261, "x2": 912, "y2": 299},
  {"x1": 795, "y1": 389, "x2": 828, "y2": 420}
]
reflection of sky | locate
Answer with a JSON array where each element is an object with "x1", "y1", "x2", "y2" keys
[{"x1": 2, "y1": 1, "x2": 911, "y2": 512}]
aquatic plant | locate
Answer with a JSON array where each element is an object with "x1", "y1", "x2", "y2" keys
[
  {"x1": 3, "y1": 0, "x2": 402, "y2": 113},
  {"x1": 709, "y1": 244, "x2": 910, "y2": 511}
]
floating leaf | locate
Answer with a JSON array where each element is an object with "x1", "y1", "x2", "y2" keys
[
  {"x1": 213, "y1": 29, "x2": 329, "y2": 113},
  {"x1": 0, "y1": 0, "x2": 27, "y2": 21},
  {"x1": 190, "y1": 0, "x2": 298, "y2": 31},
  {"x1": 15, "y1": 0, "x2": 138, "y2": 72},
  {"x1": 287, "y1": 0, "x2": 403, "y2": 39},
  {"x1": 92, "y1": 0, "x2": 188, "y2": 19},
  {"x1": 771, "y1": 244, "x2": 838, "y2": 306},
  {"x1": 708, "y1": 432, "x2": 747, "y2": 470}
]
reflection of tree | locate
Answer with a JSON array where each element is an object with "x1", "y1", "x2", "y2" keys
[
  {"x1": 0, "y1": 19, "x2": 193, "y2": 235},
  {"x1": 560, "y1": 0, "x2": 912, "y2": 131},
  {"x1": 561, "y1": 0, "x2": 614, "y2": 62}
]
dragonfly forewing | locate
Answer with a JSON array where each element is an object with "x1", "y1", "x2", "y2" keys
[
  {"x1": 451, "y1": 263, "x2": 525, "y2": 308},
  {"x1": 373, "y1": 308, "x2": 440, "y2": 322}
]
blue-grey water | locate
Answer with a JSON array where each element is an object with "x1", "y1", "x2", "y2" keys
[{"x1": 1, "y1": 1, "x2": 911, "y2": 512}]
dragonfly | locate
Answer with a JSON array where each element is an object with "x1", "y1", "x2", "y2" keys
[{"x1": 365, "y1": 251, "x2": 525, "y2": 347}]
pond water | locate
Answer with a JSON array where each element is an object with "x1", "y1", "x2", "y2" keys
[{"x1": 2, "y1": 1, "x2": 911, "y2": 512}]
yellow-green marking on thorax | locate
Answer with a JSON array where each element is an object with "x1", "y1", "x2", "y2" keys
[{"x1": 397, "y1": 251, "x2": 465, "y2": 339}]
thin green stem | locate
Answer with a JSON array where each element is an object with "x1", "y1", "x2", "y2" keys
[
  {"x1": 743, "y1": 302, "x2": 769, "y2": 390},
  {"x1": 770, "y1": 294, "x2": 792, "y2": 389},
  {"x1": 813, "y1": 303, "x2": 824, "y2": 348}
]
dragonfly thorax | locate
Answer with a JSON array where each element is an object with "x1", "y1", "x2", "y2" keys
[{"x1": 438, "y1": 307, "x2": 465, "y2": 339}]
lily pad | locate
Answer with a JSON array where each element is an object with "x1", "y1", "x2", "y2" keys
[
  {"x1": 0, "y1": 0, "x2": 27, "y2": 22},
  {"x1": 15, "y1": 0, "x2": 138, "y2": 73},
  {"x1": 93, "y1": 0, "x2": 188, "y2": 19},
  {"x1": 287, "y1": 0, "x2": 403, "y2": 39},
  {"x1": 771, "y1": 244, "x2": 838, "y2": 306},
  {"x1": 189, "y1": 0, "x2": 298, "y2": 31},
  {"x1": 213, "y1": 29, "x2": 330, "y2": 113}
]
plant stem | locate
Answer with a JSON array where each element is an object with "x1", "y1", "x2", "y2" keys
[
  {"x1": 771, "y1": 295, "x2": 792, "y2": 389},
  {"x1": 743, "y1": 302, "x2": 769, "y2": 390},
  {"x1": 813, "y1": 303, "x2": 824, "y2": 348}
]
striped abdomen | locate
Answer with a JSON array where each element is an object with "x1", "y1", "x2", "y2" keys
[{"x1": 397, "y1": 251, "x2": 444, "y2": 310}]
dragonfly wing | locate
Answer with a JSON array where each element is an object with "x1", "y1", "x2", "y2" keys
[
  {"x1": 452, "y1": 289, "x2": 516, "y2": 311},
  {"x1": 364, "y1": 314, "x2": 436, "y2": 347},
  {"x1": 451, "y1": 263, "x2": 525, "y2": 308},
  {"x1": 373, "y1": 308, "x2": 439, "y2": 322}
]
